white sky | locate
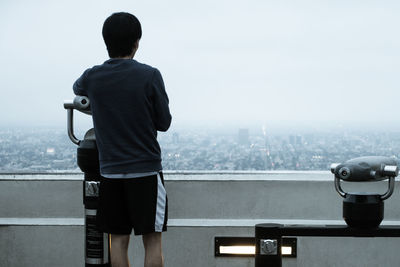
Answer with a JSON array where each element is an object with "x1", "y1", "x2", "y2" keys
[{"x1": 1, "y1": 0, "x2": 399, "y2": 130}]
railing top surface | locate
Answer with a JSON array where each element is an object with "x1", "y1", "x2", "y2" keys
[{"x1": 0, "y1": 170, "x2": 334, "y2": 181}]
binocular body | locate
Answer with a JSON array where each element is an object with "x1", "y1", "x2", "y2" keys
[{"x1": 331, "y1": 156, "x2": 399, "y2": 228}]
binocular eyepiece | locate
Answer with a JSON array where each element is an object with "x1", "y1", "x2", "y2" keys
[{"x1": 64, "y1": 95, "x2": 91, "y2": 113}]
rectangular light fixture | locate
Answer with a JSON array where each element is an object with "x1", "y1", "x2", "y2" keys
[
  {"x1": 215, "y1": 237, "x2": 296, "y2": 257},
  {"x1": 219, "y1": 245, "x2": 256, "y2": 255},
  {"x1": 281, "y1": 246, "x2": 292, "y2": 255}
]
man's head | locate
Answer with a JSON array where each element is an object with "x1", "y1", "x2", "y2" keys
[{"x1": 102, "y1": 12, "x2": 142, "y2": 58}]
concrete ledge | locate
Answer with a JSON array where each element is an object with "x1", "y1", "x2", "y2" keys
[
  {"x1": 0, "y1": 218, "x2": 343, "y2": 226},
  {"x1": 2, "y1": 175, "x2": 400, "y2": 220},
  {"x1": 3, "y1": 224, "x2": 400, "y2": 267},
  {"x1": 0, "y1": 171, "x2": 332, "y2": 181},
  {"x1": 4, "y1": 217, "x2": 400, "y2": 227},
  {"x1": 0, "y1": 218, "x2": 83, "y2": 226}
]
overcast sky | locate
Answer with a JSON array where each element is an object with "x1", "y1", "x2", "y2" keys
[{"x1": 1, "y1": 0, "x2": 399, "y2": 130}]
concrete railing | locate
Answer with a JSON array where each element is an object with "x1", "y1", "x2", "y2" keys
[{"x1": 2, "y1": 171, "x2": 400, "y2": 267}]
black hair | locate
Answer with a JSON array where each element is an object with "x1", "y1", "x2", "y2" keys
[{"x1": 102, "y1": 12, "x2": 142, "y2": 58}]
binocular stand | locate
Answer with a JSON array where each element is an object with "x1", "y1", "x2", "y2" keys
[
  {"x1": 255, "y1": 223, "x2": 400, "y2": 267},
  {"x1": 255, "y1": 156, "x2": 400, "y2": 267},
  {"x1": 64, "y1": 96, "x2": 110, "y2": 267}
]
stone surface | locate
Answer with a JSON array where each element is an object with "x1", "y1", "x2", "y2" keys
[{"x1": 2, "y1": 172, "x2": 400, "y2": 266}]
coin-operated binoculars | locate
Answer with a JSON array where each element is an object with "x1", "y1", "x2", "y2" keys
[
  {"x1": 64, "y1": 96, "x2": 110, "y2": 267},
  {"x1": 331, "y1": 156, "x2": 399, "y2": 228}
]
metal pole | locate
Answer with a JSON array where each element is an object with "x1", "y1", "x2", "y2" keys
[
  {"x1": 83, "y1": 171, "x2": 110, "y2": 267},
  {"x1": 65, "y1": 97, "x2": 109, "y2": 266},
  {"x1": 78, "y1": 136, "x2": 110, "y2": 267},
  {"x1": 255, "y1": 223, "x2": 283, "y2": 267}
]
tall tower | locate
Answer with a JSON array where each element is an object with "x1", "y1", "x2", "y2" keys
[
  {"x1": 238, "y1": 128, "x2": 249, "y2": 146},
  {"x1": 172, "y1": 132, "x2": 180, "y2": 144},
  {"x1": 262, "y1": 125, "x2": 273, "y2": 170}
]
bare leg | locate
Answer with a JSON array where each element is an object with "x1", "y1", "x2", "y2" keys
[
  {"x1": 142, "y1": 232, "x2": 164, "y2": 267},
  {"x1": 110, "y1": 234, "x2": 130, "y2": 267}
]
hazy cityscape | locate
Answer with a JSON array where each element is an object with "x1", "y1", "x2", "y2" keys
[{"x1": 1, "y1": 126, "x2": 400, "y2": 173}]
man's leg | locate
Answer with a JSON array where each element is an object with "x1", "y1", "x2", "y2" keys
[
  {"x1": 111, "y1": 234, "x2": 130, "y2": 267},
  {"x1": 142, "y1": 232, "x2": 164, "y2": 267}
]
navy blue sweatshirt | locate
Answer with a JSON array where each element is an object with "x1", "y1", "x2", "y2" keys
[{"x1": 73, "y1": 58, "x2": 171, "y2": 175}]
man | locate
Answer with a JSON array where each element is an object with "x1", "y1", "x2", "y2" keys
[{"x1": 73, "y1": 12, "x2": 171, "y2": 267}]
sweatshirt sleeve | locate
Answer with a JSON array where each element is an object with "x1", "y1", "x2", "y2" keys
[
  {"x1": 73, "y1": 69, "x2": 90, "y2": 96},
  {"x1": 152, "y1": 69, "x2": 172, "y2": 132}
]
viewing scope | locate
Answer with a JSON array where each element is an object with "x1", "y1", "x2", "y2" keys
[
  {"x1": 64, "y1": 96, "x2": 110, "y2": 267},
  {"x1": 331, "y1": 156, "x2": 399, "y2": 228}
]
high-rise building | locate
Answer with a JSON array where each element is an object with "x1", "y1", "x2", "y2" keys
[
  {"x1": 238, "y1": 128, "x2": 249, "y2": 145},
  {"x1": 289, "y1": 135, "x2": 296, "y2": 145},
  {"x1": 289, "y1": 135, "x2": 303, "y2": 146},
  {"x1": 172, "y1": 132, "x2": 180, "y2": 144},
  {"x1": 296, "y1": 135, "x2": 303, "y2": 145}
]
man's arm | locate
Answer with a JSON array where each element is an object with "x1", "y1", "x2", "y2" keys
[
  {"x1": 152, "y1": 69, "x2": 172, "y2": 132},
  {"x1": 73, "y1": 69, "x2": 90, "y2": 96}
]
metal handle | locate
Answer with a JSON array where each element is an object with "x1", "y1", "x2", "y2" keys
[
  {"x1": 334, "y1": 177, "x2": 346, "y2": 198},
  {"x1": 64, "y1": 96, "x2": 92, "y2": 145},
  {"x1": 381, "y1": 177, "x2": 395, "y2": 200},
  {"x1": 335, "y1": 176, "x2": 396, "y2": 200},
  {"x1": 67, "y1": 108, "x2": 80, "y2": 145}
]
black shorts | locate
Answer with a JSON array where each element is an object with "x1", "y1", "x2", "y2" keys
[{"x1": 96, "y1": 172, "x2": 168, "y2": 235}]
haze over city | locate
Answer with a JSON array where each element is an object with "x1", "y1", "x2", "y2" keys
[{"x1": 1, "y1": 0, "x2": 399, "y2": 129}]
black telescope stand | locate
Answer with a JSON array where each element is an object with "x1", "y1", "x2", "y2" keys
[
  {"x1": 255, "y1": 223, "x2": 400, "y2": 267},
  {"x1": 256, "y1": 156, "x2": 400, "y2": 267},
  {"x1": 64, "y1": 96, "x2": 110, "y2": 267}
]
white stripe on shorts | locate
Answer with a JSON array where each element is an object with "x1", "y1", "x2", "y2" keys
[
  {"x1": 101, "y1": 171, "x2": 159, "y2": 179},
  {"x1": 155, "y1": 173, "x2": 167, "y2": 232}
]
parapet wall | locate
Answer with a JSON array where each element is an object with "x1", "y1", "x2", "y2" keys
[{"x1": 1, "y1": 172, "x2": 400, "y2": 266}]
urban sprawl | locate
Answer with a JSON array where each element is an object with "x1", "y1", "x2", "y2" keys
[{"x1": 1, "y1": 127, "x2": 400, "y2": 172}]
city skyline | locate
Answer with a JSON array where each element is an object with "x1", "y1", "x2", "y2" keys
[{"x1": 2, "y1": 126, "x2": 400, "y2": 173}]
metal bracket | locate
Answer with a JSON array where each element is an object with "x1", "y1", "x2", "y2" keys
[
  {"x1": 85, "y1": 181, "x2": 100, "y2": 197},
  {"x1": 260, "y1": 239, "x2": 278, "y2": 255}
]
